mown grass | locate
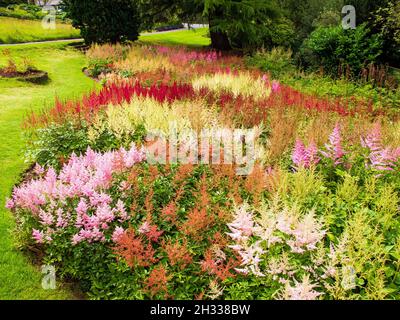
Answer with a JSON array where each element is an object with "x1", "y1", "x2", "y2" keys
[
  {"x1": 139, "y1": 28, "x2": 210, "y2": 47},
  {"x1": 0, "y1": 17, "x2": 80, "y2": 44},
  {"x1": 0, "y1": 42, "x2": 97, "y2": 299}
]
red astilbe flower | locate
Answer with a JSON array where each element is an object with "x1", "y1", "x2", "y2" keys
[
  {"x1": 145, "y1": 264, "x2": 169, "y2": 298},
  {"x1": 113, "y1": 228, "x2": 157, "y2": 267},
  {"x1": 24, "y1": 81, "x2": 196, "y2": 129},
  {"x1": 162, "y1": 239, "x2": 192, "y2": 270}
]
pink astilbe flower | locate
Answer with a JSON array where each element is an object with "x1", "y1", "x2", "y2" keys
[
  {"x1": 33, "y1": 163, "x2": 45, "y2": 176},
  {"x1": 291, "y1": 140, "x2": 320, "y2": 169},
  {"x1": 282, "y1": 275, "x2": 322, "y2": 300},
  {"x1": 5, "y1": 198, "x2": 14, "y2": 210},
  {"x1": 38, "y1": 209, "x2": 54, "y2": 226},
  {"x1": 32, "y1": 229, "x2": 44, "y2": 244},
  {"x1": 9, "y1": 145, "x2": 145, "y2": 246},
  {"x1": 233, "y1": 241, "x2": 265, "y2": 277},
  {"x1": 227, "y1": 204, "x2": 265, "y2": 276},
  {"x1": 112, "y1": 226, "x2": 125, "y2": 243},
  {"x1": 272, "y1": 80, "x2": 281, "y2": 93},
  {"x1": 321, "y1": 123, "x2": 346, "y2": 165},
  {"x1": 362, "y1": 124, "x2": 400, "y2": 171}
]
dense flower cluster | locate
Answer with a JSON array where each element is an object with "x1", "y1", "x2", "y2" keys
[{"x1": 7, "y1": 145, "x2": 145, "y2": 244}]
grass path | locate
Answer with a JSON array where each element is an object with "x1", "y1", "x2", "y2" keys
[{"x1": 0, "y1": 42, "x2": 97, "y2": 299}]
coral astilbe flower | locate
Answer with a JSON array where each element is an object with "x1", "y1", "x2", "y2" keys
[
  {"x1": 181, "y1": 207, "x2": 213, "y2": 240},
  {"x1": 321, "y1": 123, "x2": 345, "y2": 165},
  {"x1": 160, "y1": 201, "x2": 178, "y2": 224},
  {"x1": 145, "y1": 264, "x2": 169, "y2": 298},
  {"x1": 291, "y1": 140, "x2": 320, "y2": 169},
  {"x1": 114, "y1": 228, "x2": 157, "y2": 267},
  {"x1": 138, "y1": 220, "x2": 164, "y2": 243},
  {"x1": 362, "y1": 123, "x2": 400, "y2": 171},
  {"x1": 201, "y1": 247, "x2": 237, "y2": 281},
  {"x1": 162, "y1": 239, "x2": 192, "y2": 269},
  {"x1": 281, "y1": 275, "x2": 322, "y2": 300}
]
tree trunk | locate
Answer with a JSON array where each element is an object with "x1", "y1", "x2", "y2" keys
[
  {"x1": 209, "y1": 29, "x2": 232, "y2": 51},
  {"x1": 208, "y1": 11, "x2": 231, "y2": 51}
]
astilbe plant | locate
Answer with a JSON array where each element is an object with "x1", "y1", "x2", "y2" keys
[
  {"x1": 361, "y1": 123, "x2": 400, "y2": 171},
  {"x1": 7, "y1": 145, "x2": 145, "y2": 245}
]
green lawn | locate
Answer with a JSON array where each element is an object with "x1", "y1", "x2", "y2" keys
[
  {"x1": 0, "y1": 42, "x2": 97, "y2": 299},
  {"x1": 0, "y1": 17, "x2": 80, "y2": 44},
  {"x1": 139, "y1": 28, "x2": 210, "y2": 47}
]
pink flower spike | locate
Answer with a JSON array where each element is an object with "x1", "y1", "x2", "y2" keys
[
  {"x1": 112, "y1": 226, "x2": 125, "y2": 243},
  {"x1": 32, "y1": 229, "x2": 44, "y2": 244},
  {"x1": 272, "y1": 80, "x2": 281, "y2": 93},
  {"x1": 5, "y1": 198, "x2": 14, "y2": 210}
]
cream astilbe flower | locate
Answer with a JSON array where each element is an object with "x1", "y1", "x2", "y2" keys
[
  {"x1": 286, "y1": 211, "x2": 326, "y2": 253},
  {"x1": 280, "y1": 275, "x2": 322, "y2": 300},
  {"x1": 192, "y1": 72, "x2": 272, "y2": 100}
]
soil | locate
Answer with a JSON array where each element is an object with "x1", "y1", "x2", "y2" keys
[{"x1": 0, "y1": 68, "x2": 49, "y2": 83}]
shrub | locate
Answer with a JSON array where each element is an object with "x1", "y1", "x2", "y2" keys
[
  {"x1": 246, "y1": 47, "x2": 295, "y2": 79},
  {"x1": 301, "y1": 23, "x2": 383, "y2": 77},
  {"x1": 62, "y1": 0, "x2": 141, "y2": 44}
]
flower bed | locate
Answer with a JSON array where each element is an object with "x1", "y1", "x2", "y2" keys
[{"x1": 8, "y1": 44, "x2": 400, "y2": 300}]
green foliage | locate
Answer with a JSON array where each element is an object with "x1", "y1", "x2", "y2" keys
[
  {"x1": 372, "y1": 1, "x2": 400, "y2": 66},
  {"x1": 204, "y1": 0, "x2": 282, "y2": 50},
  {"x1": 301, "y1": 23, "x2": 383, "y2": 76},
  {"x1": 63, "y1": 0, "x2": 141, "y2": 44}
]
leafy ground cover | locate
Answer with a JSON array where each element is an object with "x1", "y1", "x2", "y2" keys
[{"x1": 6, "y1": 42, "x2": 400, "y2": 300}]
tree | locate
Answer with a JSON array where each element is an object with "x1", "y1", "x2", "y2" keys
[
  {"x1": 140, "y1": 0, "x2": 282, "y2": 51},
  {"x1": 63, "y1": 0, "x2": 141, "y2": 44}
]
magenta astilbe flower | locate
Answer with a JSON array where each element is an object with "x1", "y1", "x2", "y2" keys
[{"x1": 321, "y1": 123, "x2": 345, "y2": 165}]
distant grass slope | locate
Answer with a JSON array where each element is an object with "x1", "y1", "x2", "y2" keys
[
  {"x1": 139, "y1": 28, "x2": 210, "y2": 47},
  {"x1": 0, "y1": 42, "x2": 97, "y2": 299},
  {"x1": 0, "y1": 17, "x2": 80, "y2": 44}
]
